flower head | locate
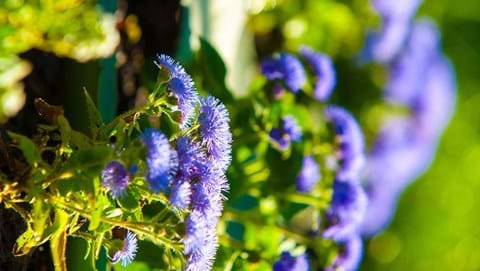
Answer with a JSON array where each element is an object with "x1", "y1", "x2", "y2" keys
[
  {"x1": 324, "y1": 181, "x2": 368, "y2": 241},
  {"x1": 270, "y1": 115, "x2": 302, "y2": 150},
  {"x1": 112, "y1": 231, "x2": 138, "y2": 266},
  {"x1": 325, "y1": 106, "x2": 365, "y2": 181},
  {"x1": 261, "y1": 53, "x2": 306, "y2": 93},
  {"x1": 300, "y1": 47, "x2": 336, "y2": 101},
  {"x1": 101, "y1": 161, "x2": 130, "y2": 198},
  {"x1": 170, "y1": 178, "x2": 192, "y2": 210},
  {"x1": 273, "y1": 252, "x2": 310, "y2": 271},
  {"x1": 141, "y1": 128, "x2": 178, "y2": 193},
  {"x1": 155, "y1": 54, "x2": 199, "y2": 129},
  {"x1": 326, "y1": 235, "x2": 363, "y2": 271},
  {"x1": 199, "y1": 96, "x2": 232, "y2": 173},
  {"x1": 296, "y1": 156, "x2": 321, "y2": 193}
]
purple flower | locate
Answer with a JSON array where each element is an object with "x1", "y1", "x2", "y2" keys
[
  {"x1": 273, "y1": 252, "x2": 310, "y2": 271},
  {"x1": 299, "y1": 47, "x2": 336, "y2": 101},
  {"x1": 385, "y1": 19, "x2": 441, "y2": 106},
  {"x1": 154, "y1": 54, "x2": 199, "y2": 129},
  {"x1": 296, "y1": 156, "x2": 321, "y2": 193},
  {"x1": 326, "y1": 235, "x2": 363, "y2": 271},
  {"x1": 261, "y1": 53, "x2": 306, "y2": 93},
  {"x1": 362, "y1": 0, "x2": 423, "y2": 63},
  {"x1": 169, "y1": 178, "x2": 192, "y2": 210},
  {"x1": 101, "y1": 161, "x2": 130, "y2": 198},
  {"x1": 324, "y1": 181, "x2": 368, "y2": 241},
  {"x1": 270, "y1": 115, "x2": 302, "y2": 150},
  {"x1": 184, "y1": 210, "x2": 219, "y2": 271},
  {"x1": 141, "y1": 128, "x2": 178, "y2": 193},
  {"x1": 176, "y1": 136, "x2": 208, "y2": 179},
  {"x1": 112, "y1": 231, "x2": 138, "y2": 266},
  {"x1": 199, "y1": 96, "x2": 232, "y2": 173},
  {"x1": 325, "y1": 106, "x2": 365, "y2": 181}
]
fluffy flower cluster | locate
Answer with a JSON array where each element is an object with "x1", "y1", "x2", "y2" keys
[
  {"x1": 361, "y1": 2, "x2": 457, "y2": 235},
  {"x1": 101, "y1": 55, "x2": 231, "y2": 270},
  {"x1": 111, "y1": 231, "x2": 138, "y2": 267},
  {"x1": 149, "y1": 55, "x2": 231, "y2": 270},
  {"x1": 262, "y1": 49, "x2": 367, "y2": 270},
  {"x1": 261, "y1": 47, "x2": 336, "y2": 101}
]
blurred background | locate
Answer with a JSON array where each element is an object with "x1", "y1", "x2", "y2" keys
[{"x1": 1, "y1": 0, "x2": 480, "y2": 270}]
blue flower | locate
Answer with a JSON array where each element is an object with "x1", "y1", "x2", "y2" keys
[
  {"x1": 184, "y1": 210, "x2": 219, "y2": 271},
  {"x1": 273, "y1": 252, "x2": 310, "y2": 271},
  {"x1": 299, "y1": 47, "x2": 336, "y2": 101},
  {"x1": 296, "y1": 156, "x2": 321, "y2": 193},
  {"x1": 325, "y1": 106, "x2": 365, "y2": 181},
  {"x1": 324, "y1": 181, "x2": 368, "y2": 241},
  {"x1": 261, "y1": 53, "x2": 306, "y2": 93},
  {"x1": 112, "y1": 231, "x2": 138, "y2": 266},
  {"x1": 154, "y1": 54, "x2": 199, "y2": 129},
  {"x1": 176, "y1": 135, "x2": 208, "y2": 179},
  {"x1": 141, "y1": 128, "x2": 178, "y2": 193},
  {"x1": 270, "y1": 115, "x2": 302, "y2": 150},
  {"x1": 326, "y1": 235, "x2": 363, "y2": 271},
  {"x1": 361, "y1": 0, "x2": 423, "y2": 63},
  {"x1": 101, "y1": 161, "x2": 130, "y2": 198},
  {"x1": 199, "y1": 96, "x2": 232, "y2": 173},
  {"x1": 385, "y1": 19, "x2": 441, "y2": 106},
  {"x1": 169, "y1": 178, "x2": 192, "y2": 210}
]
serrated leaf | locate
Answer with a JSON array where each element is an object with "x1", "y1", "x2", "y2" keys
[
  {"x1": 7, "y1": 131, "x2": 41, "y2": 165},
  {"x1": 83, "y1": 89, "x2": 105, "y2": 139}
]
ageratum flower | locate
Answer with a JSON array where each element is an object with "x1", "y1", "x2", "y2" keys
[
  {"x1": 270, "y1": 115, "x2": 302, "y2": 150},
  {"x1": 385, "y1": 19, "x2": 440, "y2": 106},
  {"x1": 261, "y1": 53, "x2": 306, "y2": 93},
  {"x1": 176, "y1": 135, "x2": 208, "y2": 179},
  {"x1": 324, "y1": 181, "x2": 368, "y2": 241},
  {"x1": 325, "y1": 106, "x2": 365, "y2": 181},
  {"x1": 141, "y1": 128, "x2": 178, "y2": 193},
  {"x1": 154, "y1": 54, "x2": 199, "y2": 129},
  {"x1": 170, "y1": 178, "x2": 192, "y2": 210},
  {"x1": 198, "y1": 96, "x2": 232, "y2": 173},
  {"x1": 101, "y1": 161, "x2": 130, "y2": 198},
  {"x1": 184, "y1": 210, "x2": 219, "y2": 271},
  {"x1": 273, "y1": 252, "x2": 310, "y2": 271},
  {"x1": 296, "y1": 156, "x2": 321, "y2": 193},
  {"x1": 326, "y1": 235, "x2": 363, "y2": 271},
  {"x1": 299, "y1": 47, "x2": 336, "y2": 101},
  {"x1": 112, "y1": 231, "x2": 138, "y2": 266},
  {"x1": 363, "y1": 0, "x2": 423, "y2": 63}
]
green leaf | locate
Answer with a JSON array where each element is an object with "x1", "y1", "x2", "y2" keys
[
  {"x1": 83, "y1": 88, "x2": 105, "y2": 139},
  {"x1": 117, "y1": 188, "x2": 140, "y2": 211},
  {"x1": 198, "y1": 38, "x2": 234, "y2": 103},
  {"x1": 13, "y1": 227, "x2": 37, "y2": 256},
  {"x1": 7, "y1": 131, "x2": 41, "y2": 165}
]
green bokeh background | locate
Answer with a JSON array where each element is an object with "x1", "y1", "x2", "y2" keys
[{"x1": 362, "y1": 0, "x2": 480, "y2": 270}]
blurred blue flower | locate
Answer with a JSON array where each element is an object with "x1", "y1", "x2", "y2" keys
[
  {"x1": 296, "y1": 156, "x2": 321, "y2": 193},
  {"x1": 112, "y1": 231, "x2": 138, "y2": 266},
  {"x1": 199, "y1": 96, "x2": 233, "y2": 173},
  {"x1": 101, "y1": 161, "x2": 130, "y2": 198},
  {"x1": 300, "y1": 47, "x2": 336, "y2": 101},
  {"x1": 386, "y1": 19, "x2": 441, "y2": 106},
  {"x1": 155, "y1": 54, "x2": 199, "y2": 129},
  {"x1": 273, "y1": 252, "x2": 310, "y2": 271},
  {"x1": 261, "y1": 53, "x2": 306, "y2": 93},
  {"x1": 324, "y1": 181, "x2": 368, "y2": 241},
  {"x1": 325, "y1": 106, "x2": 365, "y2": 181},
  {"x1": 141, "y1": 128, "x2": 178, "y2": 193},
  {"x1": 326, "y1": 235, "x2": 363, "y2": 271},
  {"x1": 270, "y1": 115, "x2": 302, "y2": 150}
]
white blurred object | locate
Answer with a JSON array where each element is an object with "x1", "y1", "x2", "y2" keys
[{"x1": 182, "y1": 0, "x2": 256, "y2": 96}]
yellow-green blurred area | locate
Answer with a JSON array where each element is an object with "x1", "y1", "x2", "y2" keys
[{"x1": 361, "y1": 0, "x2": 480, "y2": 270}]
